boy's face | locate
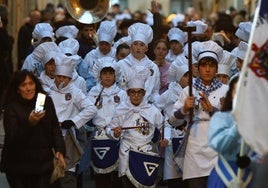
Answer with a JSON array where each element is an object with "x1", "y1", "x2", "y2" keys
[
  {"x1": 116, "y1": 48, "x2": 130, "y2": 61},
  {"x1": 100, "y1": 69, "x2": 115, "y2": 88},
  {"x1": 179, "y1": 72, "x2": 189, "y2": 88},
  {"x1": 130, "y1": 41, "x2": 148, "y2": 60},
  {"x1": 55, "y1": 75, "x2": 71, "y2": 88},
  {"x1": 169, "y1": 40, "x2": 183, "y2": 55},
  {"x1": 198, "y1": 58, "x2": 217, "y2": 85},
  {"x1": 99, "y1": 41, "x2": 112, "y2": 55},
  {"x1": 44, "y1": 59, "x2": 56, "y2": 78},
  {"x1": 236, "y1": 58, "x2": 243, "y2": 71},
  {"x1": 127, "y1": 88, "x2": 146, "y2": 106}
]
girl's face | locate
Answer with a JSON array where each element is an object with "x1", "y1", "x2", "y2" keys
[
  {"x1": 99, "y1": 41, "x2": 112, "y2": 55},
  {"x1": 130, "y1": 41, "x2": 148, "y2": 60},
  {"x1": 216, "y1": 74, "x2": 230, "y2": 85},
  {"x1": 18, "y1": 76, "x2": 36, "y2": 100},
  {"x1": 153, "y1": 41, "x2": 168, "y2": 59}
]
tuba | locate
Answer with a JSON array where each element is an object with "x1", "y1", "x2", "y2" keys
[{"x1": 65, "y1": 0, "x2": 110, "y2": 24}]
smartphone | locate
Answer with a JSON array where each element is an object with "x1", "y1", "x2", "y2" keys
[{"x1": 35, "y1": 93, "x2": 46, "y2": 113}]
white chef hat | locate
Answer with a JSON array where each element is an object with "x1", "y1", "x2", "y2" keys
[
  {"x1": 55, "y1": 56, "x2": 78, "y2": 78},
  {"x1": 42, "y1": 49, "x2": 61, "y2": 67},
  {"x1": 32, "y1": 42, "x2": 58, "y2": 63},
  {"x1": 32, "y1": 23, "x2": 54, "y2": 43},
  {"x1": 231, "y1": 41, "x2": 248, "y2": 60},
  {"x1": 217, "y1": 50, "x2": 235, "y2": 77},
  {"x1": 55, "y1": 25, "x2": 79, "y2": 39},
  {"x1": 111, "y1": 0, "x2": 120, "y2": 6},
  {"x1": 58, "y1": 38, "x2": 79, "y2": 55},
  {"x1": 95, "y1": 57, "x2": 119, "y2": 81},
  {"x1": 235, "y1": 21, "x2": 252, "y2": 42},
  {"x1": 97, "y1": 20, "x2": 117, "y2": 44},
  {"x1": 197, "y1": 40, "x2": 223, "y2": 62},
  {"x1": 184, "y1": 41, "x2": 201, "y2": 64},
  {"x1": 128, "y1": 22, "x2": 153, "y2": 47},
  {"x1": 187, "y1": 20, "x2": 208, "y2": 34},
  {"x1": 168, "y1": 56, "x2": 189, "y2": 82},
  {"x1": 171, "y1": 13, "x2": 185, "y2": 27},
  {"x1": 113, "y1": 36, "x2": 131, "y2": 49},
  {"x1": 127, "y1": 66, "x2": 150, "y2": 89},
  {"x1": 167, "y1": 27, "x2": 187, "y2": 46}
]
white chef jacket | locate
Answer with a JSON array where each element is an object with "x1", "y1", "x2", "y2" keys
[
  {"x1": 173, "y1": 84, "x2": 228, "y2": 180},
  {"x1": 106, "y1": 99, "x2": 164, "y2": 177}
]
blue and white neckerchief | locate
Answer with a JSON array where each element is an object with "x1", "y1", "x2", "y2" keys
[{"x1": 193, "y1": 77, "x2": 222, "y2": 96}]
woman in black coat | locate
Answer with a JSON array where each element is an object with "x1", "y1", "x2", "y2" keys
[{"x1": 0, "y1": 70, "x2": 66, "y2": 188}]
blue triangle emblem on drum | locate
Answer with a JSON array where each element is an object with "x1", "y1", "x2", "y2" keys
[
  {"x1": 93, "y1": 147, "x2": 110, "y2": 160},
  {"x1": 143, "y1": 162, "x2": 159, "y2": 176}
]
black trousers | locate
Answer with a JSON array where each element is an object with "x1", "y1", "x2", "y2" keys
[
  {"x1": 185, "y1": 176, "x2": 208, "y2": 188},
  {"x1": 5, "y1": 172, "x2": 57, "y2": 188}
]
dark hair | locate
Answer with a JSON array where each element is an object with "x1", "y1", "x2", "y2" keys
[
  {"x1": 4, "y1": 70, "x2": 45, "y2": 107},
  {"x1": 116, "y1": 43, "x2": 130, "y2": 55},
  {"x1": 221, "y1": 76, "x2": 239, "y2": 112}
]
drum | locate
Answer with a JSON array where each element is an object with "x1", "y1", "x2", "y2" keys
[
  {"x1": 126, "y1": 149, "x2": 161, "y2": 188},
  {"x1": 91, "y1": 139, "x2": 120, "y2": 174}
]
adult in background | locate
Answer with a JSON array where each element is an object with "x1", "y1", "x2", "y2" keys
[
  {"x1": 153, "y1": 39, "x2": 170, "y2": 94},
  {"x1": 0, "y1": 4, "x2": 13, "y2": 117},
  {"x1": 0, "y1": 70, "x2": 66, "y2": 188},
  {"x1": 76, "y1": 23, "x2": 97, "y2": 59},
  {"x1": 17, "y1": 9, "x2": 41, "y2": 69}
]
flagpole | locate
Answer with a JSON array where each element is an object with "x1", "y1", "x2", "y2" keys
[{"x1": 236, "y1": 139, "x2": 246, "y2": 188}]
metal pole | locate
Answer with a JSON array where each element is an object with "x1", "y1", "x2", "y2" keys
[{"x1": 182, "y1": 26, "x2": 196, "y2": 125}]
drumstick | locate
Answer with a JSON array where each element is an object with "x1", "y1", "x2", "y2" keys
[{"x1": 112, "y1": 125, "x2": 149, "y2": 130}]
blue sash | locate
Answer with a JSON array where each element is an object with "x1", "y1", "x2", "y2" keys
[
  {"x1": 126, "y1": 150, "x2": 161, "y2": 187},
  {"x1": 91, "y1": 139, "x2": 120, "y2": 174},
  {"x1": 214, "y1": 155, "x2": 253, "y2": 188}
]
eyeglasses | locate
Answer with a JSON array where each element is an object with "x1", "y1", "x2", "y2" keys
[{"x1": 128, "y1": 89, "x2": 145, "y2": 97}]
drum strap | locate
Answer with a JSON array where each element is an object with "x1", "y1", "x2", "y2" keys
[{"x1": 215, "y1": 155, "x2": 253, "y2": 188}]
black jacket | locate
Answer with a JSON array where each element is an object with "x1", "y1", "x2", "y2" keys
[{"x1": 0, "y1": 95, "x2": 66, "y2": 174}]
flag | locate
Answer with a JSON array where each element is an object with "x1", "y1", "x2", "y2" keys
[{"x1": 233, "y1": 0, "x2": 268, "y2": 156}]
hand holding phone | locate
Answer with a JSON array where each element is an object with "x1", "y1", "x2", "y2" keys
[{"x1": 35, "y1": 93, "x2": 46, "y2": 113}]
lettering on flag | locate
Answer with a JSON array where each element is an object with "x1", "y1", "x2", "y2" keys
[
  {"x1": 93, "y1": 147, "x2": 110, "y2": 160},
  {"x1": 143, "y1": 162, "x2": 159, "y2": 176}
]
